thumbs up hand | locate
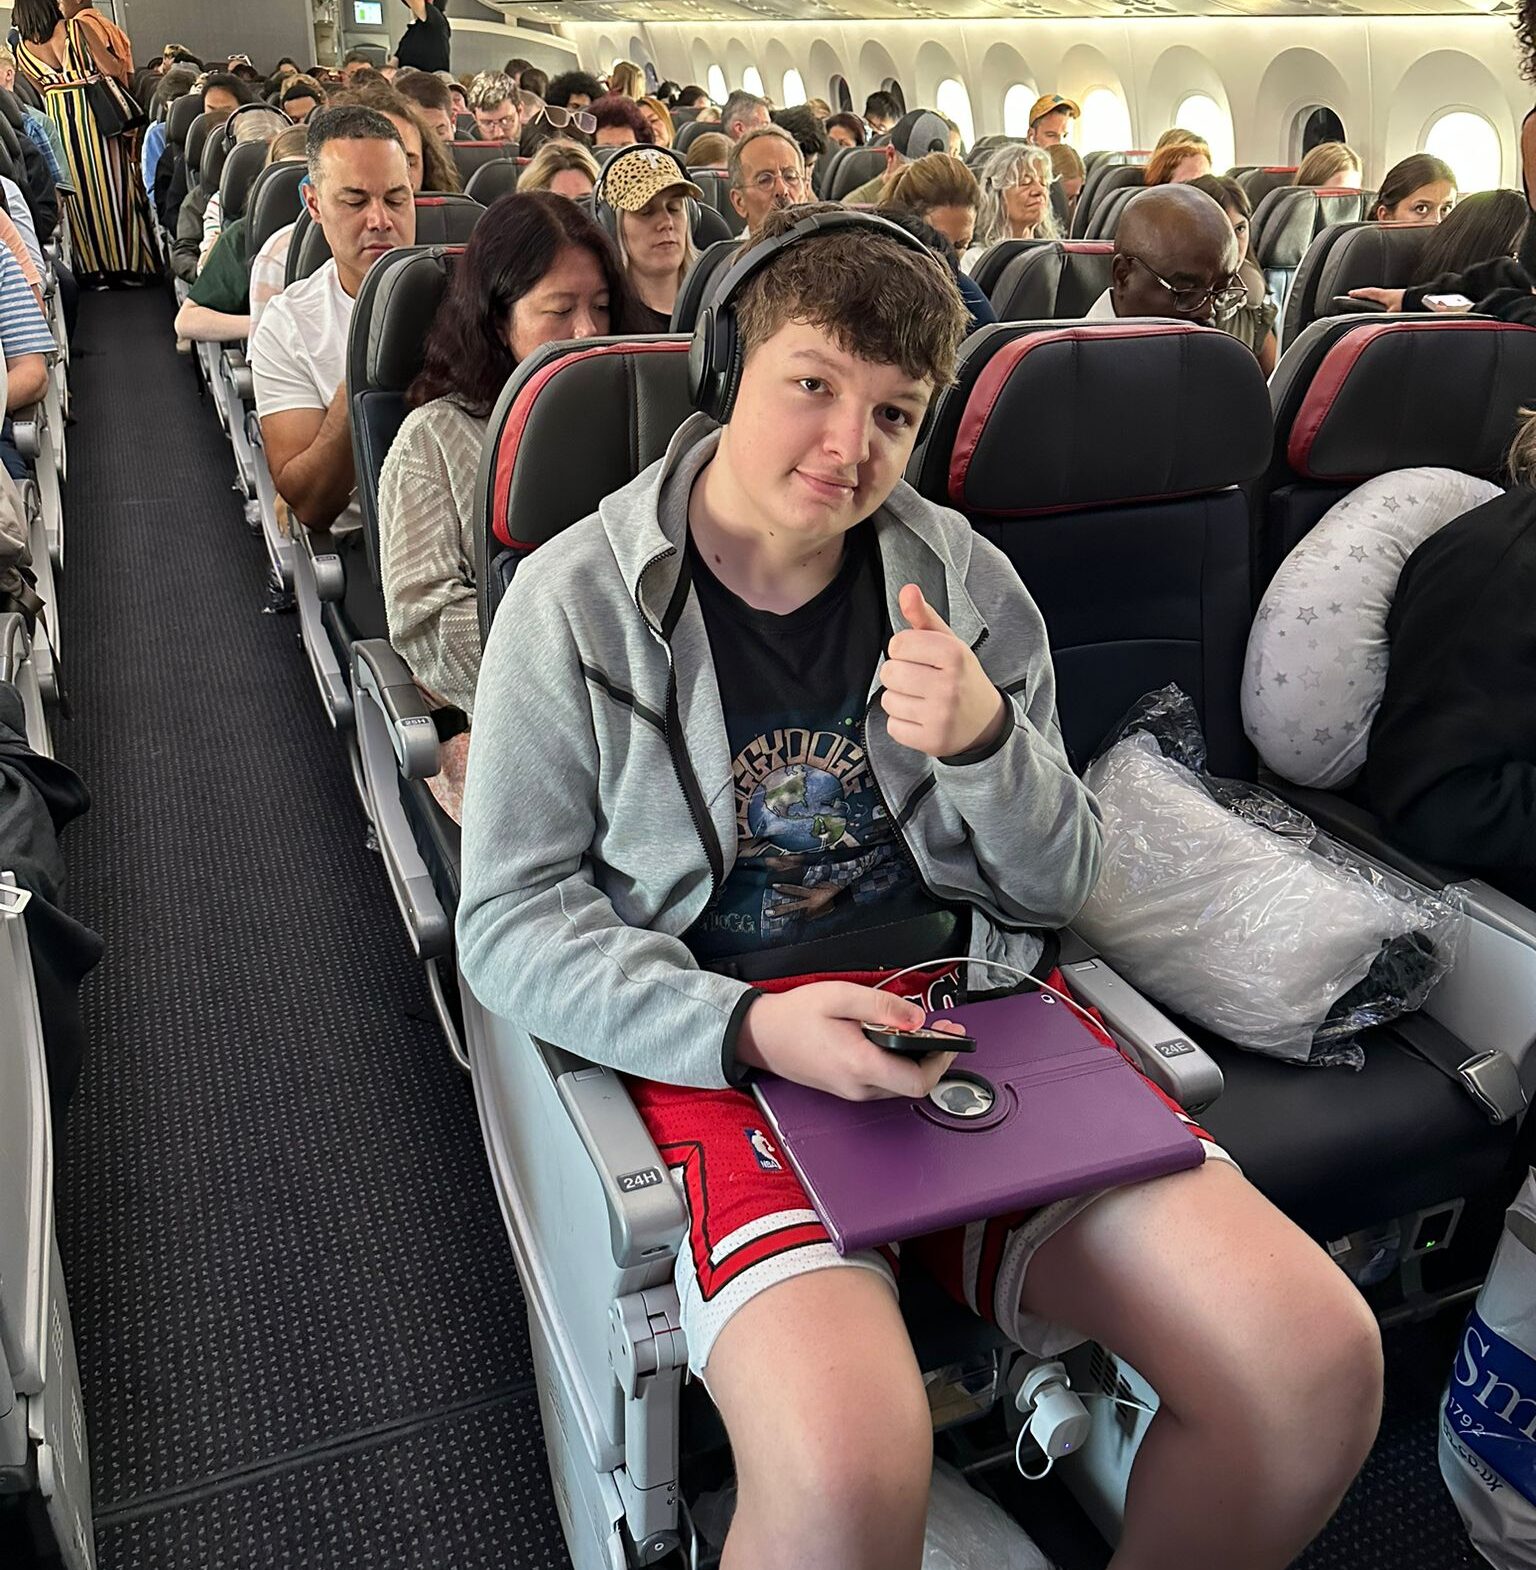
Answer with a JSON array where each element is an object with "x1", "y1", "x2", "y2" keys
[{"x1": 880, "y1": 583, "x2": 1007, "y2": 759}]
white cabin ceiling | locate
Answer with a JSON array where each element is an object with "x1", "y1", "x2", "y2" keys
[{"x1": 490, "y1": 0, "x2": 1516, "y2": 22}]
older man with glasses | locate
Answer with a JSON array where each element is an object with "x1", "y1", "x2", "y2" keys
[
  {"x1": 1086, "y1": 183, "x2": 1246, "y2": 328},
  {"x1": 728, "y1": 125, "x2": 808, "y2": 238}
]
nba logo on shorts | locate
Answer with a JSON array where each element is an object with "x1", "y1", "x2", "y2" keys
[{"x1": 745, "y1": 1129, "x2": 782, "y2": 1172}]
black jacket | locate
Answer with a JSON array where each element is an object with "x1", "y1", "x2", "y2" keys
[
  {"x1": 0, "y1": 681, "x2": 103, "y2": 1113},
  {"x1": 1365, "y1": 488, "x2": 1536, "y2": 903},
  {"x1": 396, "y1": 2, "x2": 450, "y2": 73},
  {"x1": 1402, "y1": 256, "x2": 1536, "y2": 325}
]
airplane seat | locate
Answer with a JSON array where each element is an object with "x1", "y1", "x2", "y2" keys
[
  {"x1": 1080, "y1": 182, "x2": 1138, "y2": 242},
  {"x1": 987, "y1": 240, "x2": 1113, "y2": 321},
  {"x1": 1069, "y1": 161, "x2": 1141, "y2": 238},
  {"x1": 689, "y1": 202, "x2": 732, "y2": 248},
  {"x1": 462, "y1": 157, "x2": 528, "y2": 206},
  {"x1": 685, "y1": 168, "x2": 740, "y2": 234},
  {"x1": 1239, "y1": 165, "x2": 1298, "y2": 206},
  {"x1": 0, "y1": 873, "x2": 96, "y2": 1570},
  {"x1": 197, "y1": 122, "x2": 233, "y2": 208},
  {"x1": 466, "y1": 336, "x2": 1051, "y2": 1570},
  {"x1": 1226, "y1": 163, "x2": 1258, "y2": 180},
  {"x1": 244, "y1": 160, "x2": 306, "y2": 260},
  {"x1": 165, "y1": 92, "x2": 201, "y2": 156},
  {"x1": 282, "y1": 197, "x2": 486, "y2": 739},
  {"x1": 448, "y1": 140, "x2": 519, "y2": 187},
  {"x1": 966, "y1": 236, "x2": 1047, "y2": 298},
  {"x1": 673, "y1": 118, "x2": 722, "y2": 154},
  {"x1": 216, "y1": 139, "x2": 267, "y2": 227},
  {"x1": 811, "y1": 141, "x2": 844, "y2": 196},
  {"x1": 825, "y1": 145, "x2": 888, "y2": 201},
  {"x1": 1281, "y1": 220, "x2": 1433, "y2": 348},
  {"x1": 344, "y1": 245, "x2": 469, "y2": 1055},
  {"x1": 1248, "y1": 187, "x2": 1369, "y2": 317},
  {"x1": 669, "y1": 237, "x2": 739, "y2": 332},
  {"x1": 181, "y1": 112, "x2": 220, "y2": 197},
  {"x1": 907, "y1": 316, "x2": 1529, "y2": 1257}
]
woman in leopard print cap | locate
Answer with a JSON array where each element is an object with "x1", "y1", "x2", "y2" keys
[{"x1": 596, "y1": 145, "x2": 702, "y2": 330}]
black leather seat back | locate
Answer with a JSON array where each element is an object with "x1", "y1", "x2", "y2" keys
[
  {"x1": 670, "y1": 236, "x2": 739, "y2": 331},
  {"x1": 246, "y1": 160, "x2": 306, "y2": 257},
  {"x1": 1257, "y1": 314, "x2": 1536, "y2": 593},
  {"x1": 476, "y1": 336, "x2": 695, "y2": 636},
  {"x1": 1239, "y1": 166, "x2": 1297, "y2": 206},
  {"x1": 288, "y1": 193, "x2": 484, "y2": 286},
  {"x1": 449, "y1": 140, "x2": 518, "y2": 187},
  {"x1": 908, "y1": 320, "x2": 1272, "y2": 777},
  {"x1": 1082, "y1": 183, "x2": 1140, "y2": 242},
  {"x1": 1250, "y1": 187, "x2": 1369, "y2": 316},
  {"x1": 464, "y1": 158, "x2": 527, "y2": 206},
  {"x1": 184, "y1": 110, "x2": 221, "y2": 180},
  {"x1": 218, "y1": 139, "x2": 268, "y2": 225},
  {"x1": 968, "y1": 238, "x2": 1046, "y2": 300},
  {"x1": 1070, "y1": 162, "x2": 1142, "y2": 238},
  {"x1": 688, "y1": 168, "x2": 740, "y2": 234},
  {"x1": 1281, "y1": 221, "x2": 1434, "y2": 349},
  {"x1": 166, "y1": 93, "x2": 201, "y2": 151},
  {"x1": 988, "y1": 241, "x2": 1113, "y2": 321},
  {"x1": 199, "y1": 120, "x2": 233, "y2": 195},
  {"x1": 346, "y1": 245, "x2": 460, "y2": 587},
  {"x1": 674, "y1": 119, "x2": 722, "y2": 154},
  {"x1": 826, "y1": 146, "x2": 888, "y2": 201}
]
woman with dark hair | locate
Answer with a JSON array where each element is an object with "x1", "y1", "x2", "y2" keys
[
  {"x1": 1189, "y1": 173, "x2": 1278, "y2": 374},
  {"x1": 824, "y1": 111, "x2": 865, "y2": 149},
  {"x1": 377, "y1": 192, "x2": 624, "y2": 818},
  {"x1": 1372, "y1": 153, "x2": 1457, "y2": 222},
  {"x1": 591, "y1": 93, "x2": 654, "y2": 148},
  {"x1": 13, "y1": 0, "x2": 157, "y2": 284},
  {"x1": 1348, "y1": 189, "x2": 1530, "y2": 313}
]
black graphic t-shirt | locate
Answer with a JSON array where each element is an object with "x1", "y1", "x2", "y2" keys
[{"x1": 683, "y1": 522, "x2": 947, "y2": 967}]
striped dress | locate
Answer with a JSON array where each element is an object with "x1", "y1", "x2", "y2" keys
[{"x1": 17, "y1": 19, "x2": 157, "y2": 284}]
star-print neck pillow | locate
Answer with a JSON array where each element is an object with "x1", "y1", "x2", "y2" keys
[{"x1": 1243, "y1": 467, "x2": 1502, "y2": 789}]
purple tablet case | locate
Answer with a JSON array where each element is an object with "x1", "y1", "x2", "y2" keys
[{"x1": 753, "y1": 990, "x2": 1205, "y2": 1254}]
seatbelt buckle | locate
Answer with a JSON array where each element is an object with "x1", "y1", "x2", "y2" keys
[{"x1": 1457, "y1": 1050, "x2": 1528, "y2": 1126}]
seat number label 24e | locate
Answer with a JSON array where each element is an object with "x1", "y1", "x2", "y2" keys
[{"x1": 618, "y1": 1167, "x2": 663, "y2": 1193}]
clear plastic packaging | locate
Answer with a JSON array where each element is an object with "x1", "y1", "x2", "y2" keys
[{"x1": 1074, "y1": 687, "x2": 1465, "y2": 1068}]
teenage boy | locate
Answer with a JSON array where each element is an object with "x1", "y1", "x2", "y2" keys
[{"x1": 458, "y1": 207, "x2": 1382, "y2": 1570}]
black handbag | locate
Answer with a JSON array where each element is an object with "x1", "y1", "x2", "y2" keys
[{"x1": 71, "y1": 22, "x2": 143, "y2": 138}]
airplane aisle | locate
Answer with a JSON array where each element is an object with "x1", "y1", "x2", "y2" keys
[{"x1": 47, "y1": 288, "x2": 570, "y2": 1570}]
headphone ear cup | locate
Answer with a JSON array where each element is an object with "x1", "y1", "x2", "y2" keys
[
  {"x1": 715, "y1": 307, "x2": 746, "y2": 423},
  {"x1": 687, "y1": 307, "x2": 715, "y2": 413}
]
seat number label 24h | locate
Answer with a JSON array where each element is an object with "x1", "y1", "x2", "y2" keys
[{"x1": 618, "y1": 1167, "x2": 664, "y2": 1193}]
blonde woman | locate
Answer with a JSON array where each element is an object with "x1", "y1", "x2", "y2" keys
[
  {"x1": 1294, "y1": 141, "x2": 1363, "y2": 190},
  {"x1": 518, "y1": 139, "x2": 601, "y2": 201},
  {"x1": 875, "y1": 151, "x2": 982, "y2": 254},
  {"x1": 638, "y1": 94, "x2": 675, "y2": 146},
  {"x1": 608, "y1": 60, "x2": 644, "y2": 99},
  {"x1": 966, "y1": 141, "x2": 1057, "y2": 269}
]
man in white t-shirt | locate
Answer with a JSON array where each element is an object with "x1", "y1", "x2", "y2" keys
[{"x1": 250, "y1": 106, "x2": 417, "y2": 563}]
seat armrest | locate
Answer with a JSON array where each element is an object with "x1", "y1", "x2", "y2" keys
[
  {"x1": 0, "y1": 611, "x2": 27, "y2": 683},
  {"x1": 536, "y1": 1038, "x2": 688, "y2": 1267},
  {"x1": 221, "y1": 345, "x2": 253, "y2": 403},
  {"x1": 296, "y1": 525, "x2": 346, "y2": 603},
  {"x1": 352, "y1": 638, "x2": 439, "y2": 780},
  {"x1": 1267, "y1": 782, "x2": 1458, "y2": 891},
  {"x1": 9, "y1": 406, "x2": 41, "y2": 461},
  {"x1": 1061, "y1": 946, "x2": 1226, "y2": 1113}
]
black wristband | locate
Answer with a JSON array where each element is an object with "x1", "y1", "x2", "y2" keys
[{"x1": 431, "y1": 705, "x2": 470, "y2": 743}]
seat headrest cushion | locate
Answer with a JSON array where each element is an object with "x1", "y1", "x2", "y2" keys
[
  {"x1": 1287, "y1": 319, "x2": 1536, "y2": 480},
  {"x1": 1242, "y1": 467, "x2": 1502, "y2": 788},
  {"x1": 364, "y1": 250, "x2": 458, "y2": 392},
  {"x1": 948, "y1": 323, "x2": 1272, "y2": 516}
]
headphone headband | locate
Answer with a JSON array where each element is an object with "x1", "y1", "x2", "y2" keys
[{"x1": 689, "y1": 209, "x2": 941, "y2": 428}]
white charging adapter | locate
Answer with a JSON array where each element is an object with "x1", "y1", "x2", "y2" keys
[{"x1": 1013, "y1": 1361, "x2": 1093, "y2": 1481}]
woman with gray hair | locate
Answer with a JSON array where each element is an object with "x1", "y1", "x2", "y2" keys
[{"x1": 963, "y1": 140, "x2": 1057, "y2": 271}]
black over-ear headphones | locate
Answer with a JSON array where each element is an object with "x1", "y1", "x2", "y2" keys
[
  {"x1": 593, "y1": 144, "x2": 700, "y2": 244},
  {"x1": 689, "y1": 208, "x2": 945, "y2": 433},
  {"x1": 221, "y1": 99, "x2": 293, "y2": 151}
]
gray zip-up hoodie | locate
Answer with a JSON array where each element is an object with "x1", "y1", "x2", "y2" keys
[{"x1": 456, "y1": 415, "x2": 1103, "y2": 1088}]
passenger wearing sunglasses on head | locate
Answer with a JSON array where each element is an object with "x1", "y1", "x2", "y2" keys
[{"x1": 1085, "y1": 182, "x2": 1245, "y2": 328}]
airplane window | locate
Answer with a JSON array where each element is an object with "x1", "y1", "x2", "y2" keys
[
  {"x1": 782, "y1": 68, "x2": 806, "y2": 107},
  {"x1": 707, "y1": 64, "x2": 728, "y2": 105},
  {"x1": 1003, "y1": 83, "x2": 1038, "y2": 139},
  {"x1": 743, "y1": 66, "x2": 765, "y2": 98},
  {"x1": 1078, "y1": 86, "x2": 1132, "y2": 153},
  {"x1": 935, "y1": 77, "x2": 975, "y2": 152},
  {"x1": 1174, "y1": 92, "x2": 1234, "y2": 175},
  {"x1": 1424, "y1": 110, "x2": 1503, "y2": 194}
]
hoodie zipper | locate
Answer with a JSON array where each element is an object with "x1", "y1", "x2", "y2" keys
[{"x1": 637, "y1": 548, "x2": 725, "y2": 902}]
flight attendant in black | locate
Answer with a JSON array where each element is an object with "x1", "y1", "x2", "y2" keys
[{"x1": 395, "y1": 0, "x2": 450, "y2": 74}]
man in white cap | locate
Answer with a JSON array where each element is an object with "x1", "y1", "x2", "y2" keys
[{"x1": 839, "y1": 108, "x2": 950, "y2": 204}]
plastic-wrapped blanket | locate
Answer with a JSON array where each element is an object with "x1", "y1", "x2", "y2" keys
[{"x1": 1073, "y1": 688, "x2": 1464, "y2": 1067}]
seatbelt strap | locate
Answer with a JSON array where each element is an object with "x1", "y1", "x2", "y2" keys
[{"x1": 1392, "y1": 1012, "x2": 1528, "y2": 1126}]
